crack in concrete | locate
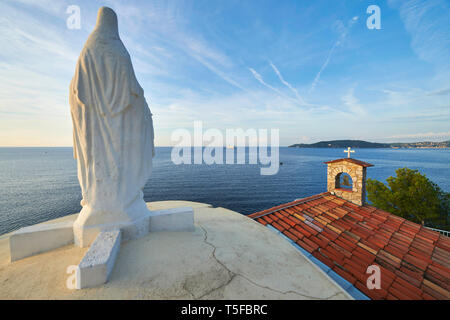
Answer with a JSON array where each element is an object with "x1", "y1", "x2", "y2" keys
[
  {"x1": 197, "y1": 224, "x2": 342, "y2": 300},
  {"x1": 196, "y1": 272, "x2": 236, "y2": 300},
  {"x1": 324, "y1": 291, "x2": 343, "y2": 300},
  {"x1": 182, "y1": 281, "x2": 196, "y2": 300},
  {"x1": 195, "y1": 225, "x2": 235, "y2": 299}
]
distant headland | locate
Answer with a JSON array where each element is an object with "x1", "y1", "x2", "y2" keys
[{"x1": 288, "y1": 140, "x2": 450, "y2": 149}]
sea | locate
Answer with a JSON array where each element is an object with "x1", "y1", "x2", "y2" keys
[{"x1": 0, "y1": 147, "x2": 449, "y2": 236}]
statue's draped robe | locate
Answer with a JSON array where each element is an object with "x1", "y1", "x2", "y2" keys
[{"x1": 69, "y1": 24, "x2": 154, "y2": 227}]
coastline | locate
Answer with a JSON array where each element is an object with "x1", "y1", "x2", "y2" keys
[{"x1": 1, "y1": 147, "x2": 449, "y2": 237}]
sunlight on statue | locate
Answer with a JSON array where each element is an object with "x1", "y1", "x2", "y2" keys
[{"x1": 69, "y1": 7, "x2": 155, "y2": 247}]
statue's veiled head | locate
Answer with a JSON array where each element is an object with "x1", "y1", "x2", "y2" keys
[{"x1": 94, "y1": 6, "x2": 119, "y2": 36}]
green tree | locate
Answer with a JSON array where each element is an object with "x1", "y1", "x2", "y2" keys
[
  {"x1": 366, "y1": 167, "x2": 447, "y2": 226},
  {"x1": 435, "y1": 191, "x2": 450, "y2": 230}
]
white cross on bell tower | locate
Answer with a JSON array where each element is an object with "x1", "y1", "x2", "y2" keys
[{"x1": 344, "y1": 147, "x2": 355, "y2": 158}]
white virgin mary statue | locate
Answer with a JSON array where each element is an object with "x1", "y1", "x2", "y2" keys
[{"x1": 69, "y1": 7, "x2": 155, "y2": 247}]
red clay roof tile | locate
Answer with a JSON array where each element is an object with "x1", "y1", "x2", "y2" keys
[
  {"x1": 376, "y1": 254, "x2": 401, "y2": 270},
  {"x1": 296, "y1": 239, "x2": 315, "y2": 253},
  {"x1": 274, "y1": 211, "x2": 285, "y2": 220},
  {"x1": 354, "y1": 281, "x2": 388, "y2": 299},
  {"x1": 352, "y1": 249, "x2": 376, "y2": 266},
  {"x1": 342, "y1": 230, "x2": 361, "y2": 243},
  {"x1": 399, "y1": 265, "x2": 424, "y2": 282},
  {"x1": 282, "y1": 229, "x2": 299, "y2": 242},
  {"x1": 251, "y1": 192, "x2": 449, "y2": 300},
  {"x1": 304, "y1": 220, "x2": 322, "y2": 232},
  {"x1": 313, "y1": 250, "x2": 335, "y2": 268},
  {"x1": 277, "y1": 219, "x2": 291, "y2": 230},
  {"x1": 321, "y1": 228, "x2": 339, "y2": 241},
  {"x1": 281, "y1": 216, "x2": 296, "y2": 228},
  {"x1": 431, "y1": 255, "x2": 449, "y2": 268},
  {"x1": 256, "y1": 218, "x2": 267, "y2": 226},
  {"x1": 303, "y1": 237, "x2": 320, "y2": 251},
  {"x1": 409, "y1": 248, "x2": 432, "y2": 263},
  {"x1": 309, "y1": 235, "x2": 329, "y2": 248},
  {"x1": 422, "y1": 281, "x2": 448, "y2": 299},
  {"x1": 379, "y1": 265, "x2": 396, "y2": 288},
  {"x1": 428, "y1": 262, "x2": 450, "y2": 279},
  {"x1": 322, "y1": 246, "x2": 346, "y2": 265},
  {"x1": 422, "y1": 279, "x2": 450, "y2": 299},
  {"x1": 271, "y1": 221, "x2": 285, "y2": 233},
  {"x1": 390, "y1": 281, "x2": 422, "y2": 300},
  {"x1": 343, "y1": 260, "x2": 369, "y2": 280},
  {"x1": 403, "y1": 253, "x2": 429, "y2": 271},
  {"x1": 386, "y1": 293, "x2": 399, "y2": 300},
  {"x1": 333, "y1": 265, "x2": 357, "y2": 285},
  {"x1": 422, "y1": 292, "x2": 436, "y2": 300},
  {"x1": 298, "y1": 221, "x2": 319, "y2": 236},
  {"x1": 279, "y1": 210, "x2": 290, "y2": 217},
  {"x1": 384, "y1": 245, "x2": 406, "y2": 260},
  {"x1": 289, "y1": 228, "x2": 305, "y2": 241},
  {"x1": 394, "y1": 276, "x2": 424, "y2": 297},
  {"x1": 293, "y1": 224, "x2": 312, "y2": 238},
  {"x1": 329, "y1": 242, "x2": 352, "y2": 259},
  {"x1": 432, "y1": 246, "x2": 450, "y2": 260},
  {"x1": 424, "y1": 269, "x2": 450, "y2": 291},
  {"x1": 286, "y1": 215, "x2": 302, "y2": 225},
  {"x1": 401, "y1": 260, "x2": 423, "y2": 275},
  {"x1": 395, "y1": 270, "x2": 422, "y2": 288},
  {"x1": 379, "y1": 249, "x2": 402, "y2": 265}
]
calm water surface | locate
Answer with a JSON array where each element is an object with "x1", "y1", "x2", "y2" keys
[{"x1": 0, "y1": 147, "x2": 449, "y2": 235}]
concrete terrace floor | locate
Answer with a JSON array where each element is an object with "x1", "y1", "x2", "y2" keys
[{"x1": 0, "y1": 201, "x2": 351, "y2": 299}]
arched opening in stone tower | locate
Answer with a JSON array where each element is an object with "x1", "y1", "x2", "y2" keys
[{"x1": 335, "y1": 172, "x2": 353, "y2": 191}]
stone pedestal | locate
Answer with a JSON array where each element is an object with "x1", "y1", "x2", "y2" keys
[
  {"x1": 78, "y1": 230, "x2": 122, "y2": 289},
  {"x1": 9, "y1": 221, "x2": 74, "y2": 262},
  {"x1": 149, "y1": 207, "x2": 194, "y2": 232},
  {"x1": 73, "y1": 214, "x2": 150, "y2": 248},
  {"x1": 8, "y1": 206, "x2": 195, "y2": 289}
]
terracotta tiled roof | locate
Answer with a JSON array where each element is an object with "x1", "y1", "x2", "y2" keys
[
  {"x1": 324, "y1": 158, "x2": 374, "y2": 167},
  {"x1": 249, "y1": 192, "x2": 450, "y2": 300}
]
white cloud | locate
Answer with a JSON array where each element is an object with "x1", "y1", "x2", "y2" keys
[
  {"x1": 388, "y1": 0, "x2": 450, "y2": 69},
  {"x1": 7, "y1": 0, "x2": 67, "y2": 16},
  {"x1": 309, "y1": 16, "x2": 359, "y2": 93},
  {"x1": 0, "y1": 2, "x2": 79, "y2": 122},
  {"x1": 342, "y1": 88, "x2": 366, "y2": 116},
  {"x1": 269, "y1": 61, "x2": 307, "y2": 106},
  {"x1": 309, "y1": 41, "x2": 339, "y2": 93},
  {"x1": 188, "y1": 53, "x2": 246, "y2": 91},
  {"x1": 248, "y1": 67, "x2": 293, "y2": 101},
  {"x1": 99, "y1": 0, "x2": 244, "y2": 91}
]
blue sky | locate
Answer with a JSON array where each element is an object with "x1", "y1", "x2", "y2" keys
[{"x1": 0, "y1": 0, "x2": 449, "y2": 146}]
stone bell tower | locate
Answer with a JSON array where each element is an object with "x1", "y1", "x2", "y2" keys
[{"x1": 324, "y1": 154, "x2": 373, "y2": 206}]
